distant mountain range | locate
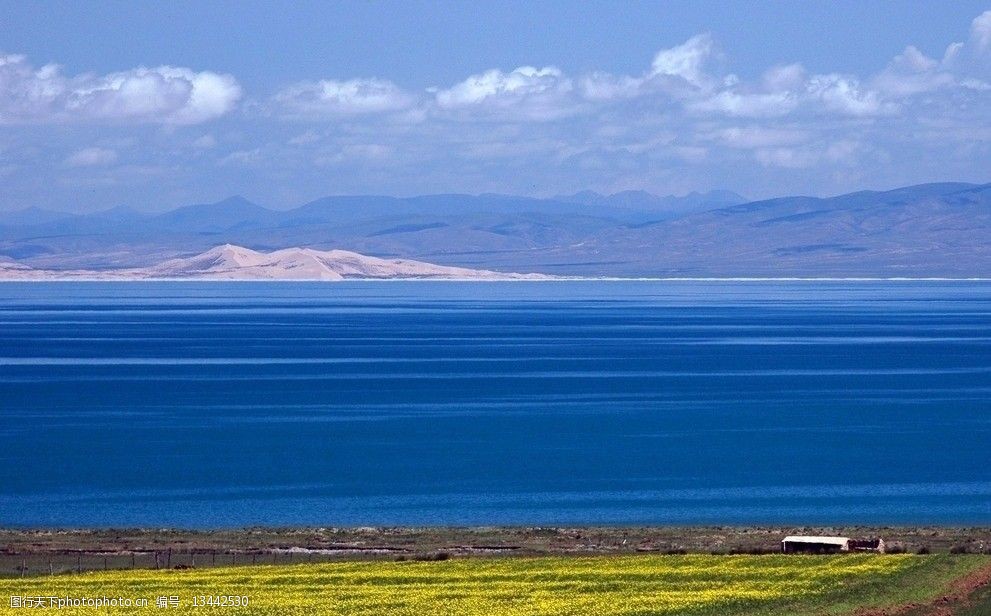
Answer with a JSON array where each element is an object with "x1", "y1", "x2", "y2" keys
[
  {"x1": 0, "y1": 244, "x2": 550, "y2": 280},
  {"x1": 1, "y1": 183, "x2": 989, "y2": 276}
]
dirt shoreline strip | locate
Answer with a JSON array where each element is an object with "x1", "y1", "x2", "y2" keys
[{"x1": 3, "y1": 526, "x2": 989, "y2": 558}]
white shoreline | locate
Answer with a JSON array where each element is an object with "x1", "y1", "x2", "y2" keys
[{"x1": 2, "y1": 276, "x2": 990, "y2": 282}]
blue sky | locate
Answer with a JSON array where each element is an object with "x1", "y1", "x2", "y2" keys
[{"x1": 1, "y1": 1, "x2": 990, "y2": 212}]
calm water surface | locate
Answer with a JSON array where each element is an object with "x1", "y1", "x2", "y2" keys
[{"x1": 0, "y1": 281, "x2": 989, "y2": 527}]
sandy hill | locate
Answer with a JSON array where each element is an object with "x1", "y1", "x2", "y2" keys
[{"x1": 0, "y1": 245, "x2": 551, "y2": 281}]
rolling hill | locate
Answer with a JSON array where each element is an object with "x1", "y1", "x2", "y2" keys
[
  {"x1": 0, "y1": 244, "x2": 551, "y2": 280},
  {"x1": 0, "y1": 183, "x2": 988, "y2": 276}
]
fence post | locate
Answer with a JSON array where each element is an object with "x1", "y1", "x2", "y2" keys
[
  {"x1": 21, "y1": 559, "x2": 26, "y2": 577},
  {"x1": 49, "y1": 558, "x2": 53, "y2": 576},
  {"x1": 77, "y1": 554, "x2": 81, "y2": 574},
  {"x1": 166, "y1": 549, "x2": 171, "y2": 569}
]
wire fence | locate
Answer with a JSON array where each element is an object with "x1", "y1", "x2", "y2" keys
[{"x1": 0, "y1": 549, "x2": 377, "y2": 578}]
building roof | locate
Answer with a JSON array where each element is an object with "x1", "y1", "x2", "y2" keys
[{"x1": 781, "y1": 536, "x2": 850, "y2": 545}]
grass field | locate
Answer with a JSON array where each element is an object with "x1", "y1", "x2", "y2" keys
[{"x1": 1, "y1": 554, "x2": 987, "y2": 615}]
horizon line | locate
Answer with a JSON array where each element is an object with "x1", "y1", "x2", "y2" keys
[{"x1": 4, "y1": 178, "x2": 991, "y2": 217}]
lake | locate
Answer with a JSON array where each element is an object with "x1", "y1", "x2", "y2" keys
[{"x1": 0, "y1": 281, "x2": 989, "y2": 527}]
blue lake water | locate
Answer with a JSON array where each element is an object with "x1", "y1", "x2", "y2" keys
[{"x1": 0, "y1": 281, "x2": 989, "y2": 528}]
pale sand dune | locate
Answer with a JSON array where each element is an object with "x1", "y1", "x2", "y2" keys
[{"x1": 0, "y1": 244, "x2": 552, "y2": 281}]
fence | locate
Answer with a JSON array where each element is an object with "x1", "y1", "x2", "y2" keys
[{"x1": 0, "y1": 549, "x2": 358, "y2": 578}]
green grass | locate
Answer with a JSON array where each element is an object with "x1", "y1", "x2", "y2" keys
[
  {"x1": 762, "y1": 554, "x2": 988, "y2": 615},
  {"x1": 0, "y1": 554, "x2": 987, "y2": 615},
  {"x1": 953, "y1": 580, "x2": 991, "y2": 616}
]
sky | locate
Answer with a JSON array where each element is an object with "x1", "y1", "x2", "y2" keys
[{"x1": 1, "y1": 0, "x2": 990, "y2": 212}]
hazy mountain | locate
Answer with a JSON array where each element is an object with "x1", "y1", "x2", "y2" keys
[
  {"x1": 554, "y1": 189, "x2": 747, "y2": 219},
  {"x1": 148, "y1": 195, "x2": 280, "y2": 232},
  {"x1": 0, "y1": 207, "x2": 77, "y2": 226},
  {"x1": 0, "y1": 183, "x2": 988, "y2": 276},
  {"x1": 577, "y1": 182, "x2": 991, "y2": 276},
  {"x1": 0, "y1": 254, "x2": 31, "y2": 270},
  {"x1": 0, "y1": 244, "x2": 551, "y2": 280}
]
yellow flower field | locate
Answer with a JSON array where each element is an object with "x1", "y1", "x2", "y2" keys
[{"x1": 0, "y1": 554, "x2": 983, "y2": 615}]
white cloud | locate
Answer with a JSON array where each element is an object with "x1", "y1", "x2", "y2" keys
[
  {"x1": 942, "y1": 41, "x2": 966, "y2": 68},
  {"x1": 960, "y1": 77, "x2": 991, "y2": 90},
  {"x1": 691, "y1": 62, "x2": 888, "y2": 118},
  {"x1": 315, "y1": 143, "x2": 394, "y2": 166},
  {"x1": 65, "y1": 147, "x2": 118, "y2": 167},
  {"x1": 694, "y1": 90, "x2": 797, "y2": 117},
  {"x1": 191, "y1": 134, "x2": 217, "y2": 149},
  {"x1": 971, "y1": 10, "x2": 991, "y2": 53},
  {"x1": 804, "y1": 74, "x2": 889, "y2": 116},
  {"x1": 754, "y1": 147, "x2": 818, "y2": 169},
  {"x1": 928, "y1": 11, "x2": 991, "y2": 76},
  {"x1": 579, "y1": 72, "x2": 643, "y2": 101},
  {"x1": 0, "y1": 55, "x2": 241, "y2": 124},
  {"x1": 273, "y1": 78, "x2": 413, "y2": 115},
  {"x1": 895, "y1": 46, "x2": 939, "y2": 73},
  {"x1": 649, "y1": 34, "x2": 715, "y2": 87},
  {"x1": 288, "y1": 130, "x2": 321, "y2": 146},
  {"x1": 433, "y1": 66, "x2": 579, "y2": 119},
  {"x1": 873, "y1": 46, "x2": 955, "y2": 96},
  {"x1": 263, "y1": 30, "x2": 907, "y2": 127},
  {"x1": 167, "y1": 69, "x2": 242, "y2": 124},
  {"x1": 824, "y1": 139, "x2": 862, "y2": 163},
  {"x1": 672, "y1": 145, "x2": 707, "y2": 163},
  {"x1": 751, "y1": 138, "x2": 866, "y2": 170},
  {"x1": 436, "y1": 66, "x2": 568, "y2": 106},
  {"x1": 9, "y1": 9, "x2": 991, "y2": 202},
  {"x1": 714, "y1": 127, "x2": 809, "y2": 149},
  {"x1": 578, "y1": 34, "x2": 718, "y2": 102},
  {"x1": 762, "y1": 64, "x2": 806, "y2": 91},
  {"x1": 219, "y1": 148, "x2": 264, "y2": 166},
  {"x1": 574, "y1": 36, "x2": 890, "y2": 119}
]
